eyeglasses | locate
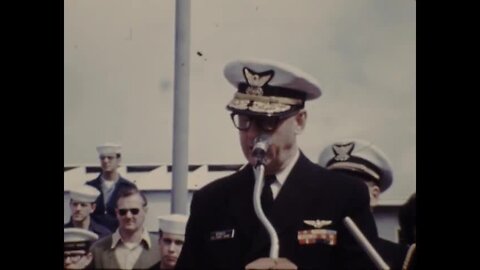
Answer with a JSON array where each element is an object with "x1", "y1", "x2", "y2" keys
[
  {"x1": 118, "y1": 208, "x2": 141, "y2": 216},
  {"x1": 230, "y1": 111, "x2": 298, "y2": 132},
  {"x1": 99, "y1": 155, "x2": 116, "y2": 160},
  {"x1": 64, "y1": 252, "x2": 86, "y2": 263}
]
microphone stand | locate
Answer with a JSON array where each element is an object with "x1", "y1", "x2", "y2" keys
[
  {"x1": 343, "y1": 217, "x2": 390, "y2": 270},
  {"x1": 245, "y1": 159, "x2": 297, "y2": 270},
  {"x1": 253, "y1": 163, "x2": 279, "y2": 258}
]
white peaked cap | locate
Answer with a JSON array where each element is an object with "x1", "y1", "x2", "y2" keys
[
  {"x1": 158, "y1": 214, "x2": 189, "y2": 235},
  {"x1": 70, "y1": 184, "x2": 100, "y2": 203},
  {"x1": 318, "y1": 138, "x2": 393, "y2": 192},
  {"x1": 96, "y1": 142, "x2": 122, "y2": 155},
  {"x1": 64, "y1": 228, "x2": 99, "y2": 243},
  {"x1": 224, "y1": 58, "x2": 322, "y2": 100},
  {"x1": 223, "y1": 58, "x2": 322, "y2": 118},
  {"x1": 64, "y1": 228, "x2": 98, "y2": 251}
]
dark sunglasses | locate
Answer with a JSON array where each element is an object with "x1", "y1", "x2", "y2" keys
[{"x1": 118, "y1": 208, "x2": 140, "y2": 216}]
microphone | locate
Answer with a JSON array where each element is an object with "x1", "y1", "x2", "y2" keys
[
  {"x1": 253, "y1": 134, "x2": 271, "y2": 166},
  {"x1": 246, "y1": 133, "x2": 297, "y2": 269}
]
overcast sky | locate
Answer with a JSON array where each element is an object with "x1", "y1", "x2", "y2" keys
[{"x1": 64, "y1": 0, "x2": 415, "y2": 203}]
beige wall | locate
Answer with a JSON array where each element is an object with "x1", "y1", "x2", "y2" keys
[{"x1": 64, "y1": 0, "x2": 416, "y2": 204}]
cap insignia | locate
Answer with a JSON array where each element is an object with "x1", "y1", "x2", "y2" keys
[
  {"x1": 332, "y1": 142, "x2": 355, "y2": 161},
  {"x1": 243, "y1": 67, "x2": 274, "y2": 96}
]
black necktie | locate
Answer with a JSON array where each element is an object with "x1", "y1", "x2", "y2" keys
[{"x1": 261, "y1": 175, "x2": 276, "y2": 216}]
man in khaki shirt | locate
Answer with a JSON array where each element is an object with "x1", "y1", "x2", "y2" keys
[{"x1": 90, "y1": 187, "x2": 160, "y2": 269}]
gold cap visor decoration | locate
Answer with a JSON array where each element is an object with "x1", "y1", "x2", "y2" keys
[{"x1": 224, "y1": 59, "x2": 322, "y2": 118}]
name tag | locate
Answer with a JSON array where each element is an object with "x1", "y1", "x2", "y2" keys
[
  {"x1": 210, "y1": 229, "x2": 235, "y2": 241},
  {"x1": 297, "y1": 229, "x2": 337, "y2": 246}
]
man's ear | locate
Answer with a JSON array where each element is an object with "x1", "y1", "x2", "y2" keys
[
  {"x1": 90, "y1": 203, "x2": 96, "y2": 213},
  {"x1": 370, "y1": 185, "x2": 381, "y2": 207},
  {"x1": 85, "y1": 252, "x2": 93, "y2": 264},
  {"x1": 294, "y1": 110, "x2": 307, "y2": 134}
]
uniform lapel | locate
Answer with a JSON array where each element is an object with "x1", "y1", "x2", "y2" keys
[
  {"x1": 233, "y1": 165, "x2": 275, "y2": 262},
  {"x1": 247, "y1": 153, "x2": 317, "y2": 256},
  {"x1": 89, "y1": 176, "x2": 106, "y2": 214},
  {"x1": 106, "y1": 177, "x2": 125, "y2": 214},
  {"x1": 228, "y1": 166, "x2": 260, "y2": 239},
  {"x1": 270, "y1": 153, "x2": 316, "y2": 236}
]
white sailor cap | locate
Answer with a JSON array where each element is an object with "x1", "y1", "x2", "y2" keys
[
  {"x1": 64, "y1": 228, "x2": 98, "y2": 251},
  {"x1": 158, "y1": 214, "x2": 189, "y2": 235},
  {"x1": 96, "y1": 143, "x2": 122, "y2": 156},
  {"x1": 69, "y1": 184, "x2": 100, "y2": 203},
  {"x1": 224, "y1": 58, "x2": 322, "y2": 117},
  {"x1": 318, "y1": 139, "x2": 393, "y2": 192}
]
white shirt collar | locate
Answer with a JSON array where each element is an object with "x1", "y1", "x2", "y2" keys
[
  {"x1": 101, "y1": 174, "x2": 120, "y2": 185},
  {"x1": 111, "y1": 228, "x2": 152, "y2": 249},
  {"x1": 275, "y1": 149, "x2": 300, "y2": 187},
  {"x1": 251, "y1": 149, "x2": 300, "y2": 199},
  {"x1": 101, "y1": 178, "x2": 115, "y2": 190}
]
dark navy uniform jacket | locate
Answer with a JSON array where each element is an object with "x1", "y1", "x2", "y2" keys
[
  {"x1": 176, "y1": 152, "x2": 378, "y2": 270},
  {"x1": 375, "y1": 237, "x2": 408, "y2": 270},
  {"x1": 85, "y1": 176, "x2": 136, "y2": 232}
]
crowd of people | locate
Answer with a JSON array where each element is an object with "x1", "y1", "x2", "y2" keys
[{"x1": 64, "y1": 59, "x2": 416, "y2": 270}]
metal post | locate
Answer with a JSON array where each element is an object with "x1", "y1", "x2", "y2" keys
[{"x1": 171, "y1": 0, "x2": 191, "y2": 214}]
